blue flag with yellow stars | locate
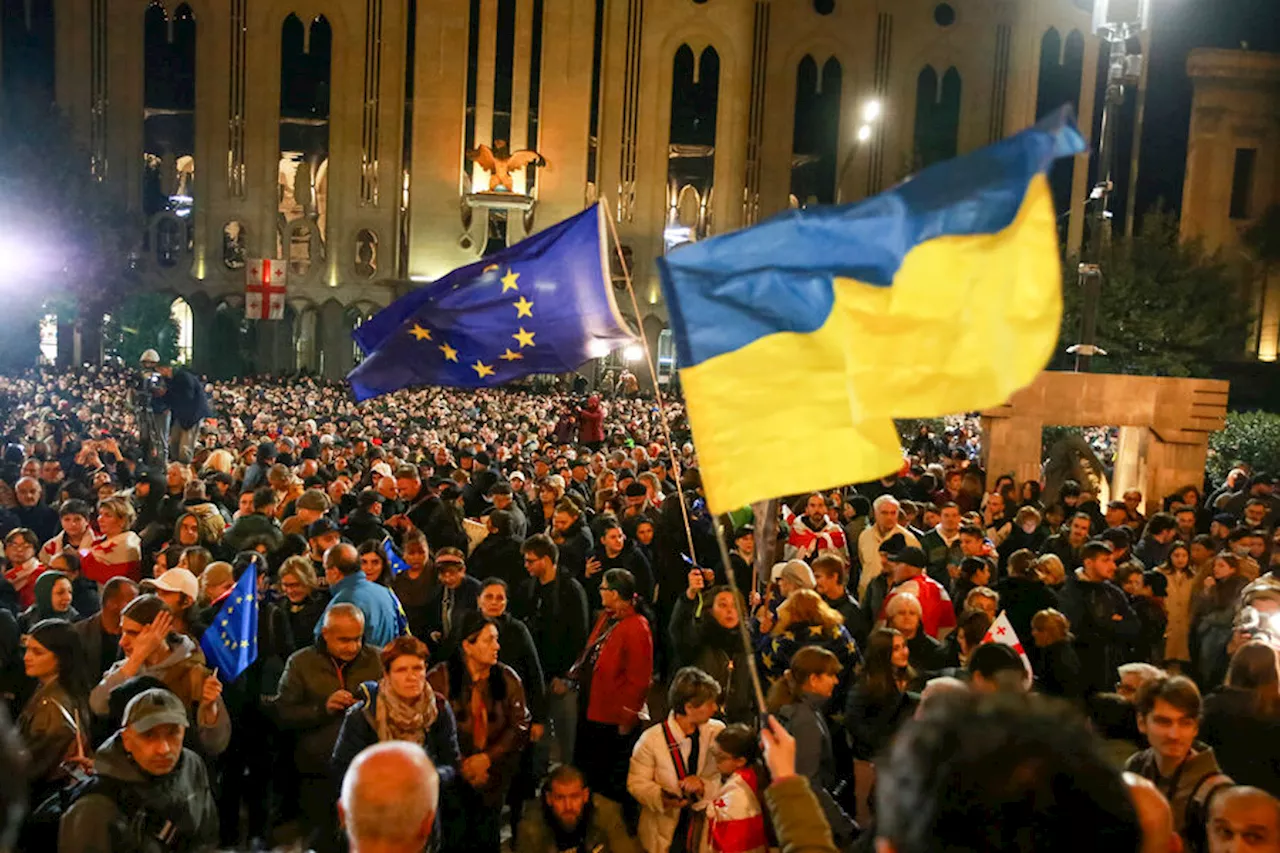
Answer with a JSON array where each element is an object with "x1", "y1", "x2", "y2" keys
[
  {"x1": 382, "y1": 536, "x2": 410, "y2": 577},
  {"x1": 199, "y1": 562, "x2": 258, "y2": 682},
  {"x1": 347, "y1": 203, "x2": 636, "y2": 400}
]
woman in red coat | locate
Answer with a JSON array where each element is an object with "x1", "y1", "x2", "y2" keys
[{"x1": 573, "y1": 567, "x2": 653, "y2": 809}]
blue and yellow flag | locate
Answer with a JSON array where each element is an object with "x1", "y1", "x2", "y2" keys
[
  {"x1": 657, "y1": 107, "x2": 1085, "y2": 512},
  {"x1": 382, "y1": 535, "x2": 411, "y2": 576},
  {"x1": 348, "y1": 203, "x2": 635, "y2": 400},
  {"x1": 199, "y1": 563, "x2": 258, "y2": 681}
]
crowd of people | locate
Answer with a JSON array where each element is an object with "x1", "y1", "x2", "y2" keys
[{"x1": 0, "y1": 359, "x2": 1277, "y2": 853}]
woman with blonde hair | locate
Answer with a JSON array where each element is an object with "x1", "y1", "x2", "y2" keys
[
  {"x1": 1030, "y1": 608, "x2": 1083, "y2": 701},
  {"x1": 768, "y1": 646, "x2": 856, "y2": 846},
  {"x1": 1034, "y1": 553, "x2": 1066, "y2": 589},
  {"x1": 202, "y1": 448, "x2": 235, "y2": 476},
  {"x1": 81, "y1": 496, "x2": 142, "y2": 582},
  {"x1": 761, "y1": 588, "x2": 857, "y2": 685}
]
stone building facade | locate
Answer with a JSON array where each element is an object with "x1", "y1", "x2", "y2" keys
[
  {"x1": 1179, "y1": 48, "x2": 1280, "y2": 361},
  {"x1": 1, "y1": 0, "x2": 1098, "y2": 378}
]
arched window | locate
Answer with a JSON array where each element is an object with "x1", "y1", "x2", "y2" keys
[
  {"x1": 355, "y1": 229, "x2": 378, "y2": 278},
  {"x1": 171, "y1": 297, "x2": 193, "y2": 363},
  {"x1": 223, "y1": 221, "x2": 246, "y2": 269}
]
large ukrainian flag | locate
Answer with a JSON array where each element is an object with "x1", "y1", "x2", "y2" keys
[{"x1": 657, "y1": 107, "x2": 1085, "y2": 513}]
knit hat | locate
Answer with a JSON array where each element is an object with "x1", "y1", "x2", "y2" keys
[
  {"x1": 778, "y1": 560, "x2": 816, "y2": 591},
  {"x1": 296, "y1": 489, "x2": 331, "y2": 512}
]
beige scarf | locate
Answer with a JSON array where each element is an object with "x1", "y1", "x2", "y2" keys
[{"x1": 374, "y1": 676, "x2": 439, "y2": 746}]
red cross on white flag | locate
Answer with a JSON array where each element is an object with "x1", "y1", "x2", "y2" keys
[
  {"x1": 245, "y1": 259, "x2": 287, "y2": 321},
  {"x1": 981, "y1": 611, "x2": 1034, "y2": 678}
]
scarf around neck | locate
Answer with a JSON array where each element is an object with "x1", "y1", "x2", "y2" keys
[{"x1": 374, "y1": 676, "x2": 438, "y2": 745}]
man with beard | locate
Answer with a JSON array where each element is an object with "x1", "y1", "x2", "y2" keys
[{"x1": 516, "y1": 764, "x2": 638, "y2": 852}]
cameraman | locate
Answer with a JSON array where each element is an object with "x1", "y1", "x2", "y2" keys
[
  {"x1": 133, "y1": 350, "x2": 171, "y2": 468},
  {"x1": 156, "y1": 360, "x2": 213, "y2": 464}
]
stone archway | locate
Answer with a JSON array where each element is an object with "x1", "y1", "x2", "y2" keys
[{"x1": 981, "y1": 373, "x2": 1230, "y2": 513}]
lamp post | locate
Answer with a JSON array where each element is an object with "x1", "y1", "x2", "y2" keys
[{"x1": 1070, "y1": 0, "x2": 1151, "y2": 372}]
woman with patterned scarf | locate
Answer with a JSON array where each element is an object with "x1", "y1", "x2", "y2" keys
[{"x1": 331, "y1": 636, "x2": 461, "y2": 794}]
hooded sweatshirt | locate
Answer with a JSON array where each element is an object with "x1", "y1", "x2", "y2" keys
[
  {"x1": 57, "y1": 732, "x2": 219, "y2": 853},
  {"x1": 89, "y1": 634, "x2": 230, "y2": 756}
]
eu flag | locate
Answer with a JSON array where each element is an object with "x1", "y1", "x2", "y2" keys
[
  {"x1": 657, "y1": 107, "x2": 1085, "y2": 512},
  {"x1": 199, "y1": 563, "x2": 258, "y2": 681},
  {"x1": 348, "y1": 203, "x2": 636, "y2": 400},
  {"x1": 382, "y1": 536, "x2": 411, "y2": 576}
]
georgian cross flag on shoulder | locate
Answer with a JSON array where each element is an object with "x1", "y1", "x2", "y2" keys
[
  {"x1": 982, "y1": 610, "x2": 1034, "y2": 678},
  {"x1": 245, "y1": 259, "x2": 287, "y2": 321}
]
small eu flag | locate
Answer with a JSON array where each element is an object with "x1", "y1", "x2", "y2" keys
[
  {"x1": 347, "y1": 203, "x2": 636, "y2": 400},
  {"x1": 382, "y1": 536, "x2": 411, "y2": 577},
  {"x1": 199, "y1": 563, "x2": 258, "y2": 682}
]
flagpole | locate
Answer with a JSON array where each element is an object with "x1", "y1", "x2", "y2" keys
[
  {"x1": 713, "y1": 515, "x2": 769, "y2": 715},
  {"x1": 600, "y1": 200, "x2": 701, "y2": 569}
]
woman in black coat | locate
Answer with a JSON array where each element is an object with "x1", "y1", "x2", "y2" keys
[
  {"x1": 994, "y1": 548, "x2": 1060, "y2": 663},
  {"x1": 1030, "y1": 608, "x2": 1084, "y2": 703},
  {"x1": 1200, "y1": 641, "x2": 1280, "y2": 797}
]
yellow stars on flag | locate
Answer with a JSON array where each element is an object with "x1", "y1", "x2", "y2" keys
[
  {"x1": 512, "y1": 327, "x2": 536, "y2": 348},
  {"x1": 472, "y1": 360, "x2": 495, "y2": 379},
  {"x1": 501, "y1": 268, "x2": 520, "y2": 293},
  {"x1": 409, "y1": 324, "x2": 433, "y2": 341},
  {"x1": 500, "y1": 348, "x2": 523, "y2": 362},
  {"x1": 439, "y1": 342, "x2": 459, "y2": 362},
  {"x1": 512, "y1": 296, "x2": 534, "y2": 318}
]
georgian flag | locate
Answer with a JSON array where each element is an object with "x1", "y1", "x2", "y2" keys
[
  {"x1": 245, "y1": 259, "x2": 287, "y2": 320},
  {"x1": 981, "y1": 610, "x2": 1034, "y2": 678}
]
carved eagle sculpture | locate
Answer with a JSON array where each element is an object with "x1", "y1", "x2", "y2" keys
[{"x1": 467, "y1": 139, "x2": 546, "y2": 192}]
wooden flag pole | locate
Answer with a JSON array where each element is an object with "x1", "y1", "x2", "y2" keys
[
  {"x1": 713, "y1": 515, "x2": 770, "y2": 715},
  {"x1": 599, "y1": 200, "x2": 700, "y2": 569}
]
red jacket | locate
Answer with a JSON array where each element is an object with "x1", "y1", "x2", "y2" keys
[
  {"x1": 578, "y1": 405, "x2": 605, "y2": 443},
  {"x1": 584, "y1": 609, "x2": 652, "y2": 727}
]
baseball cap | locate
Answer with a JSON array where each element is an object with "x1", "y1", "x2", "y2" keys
[
  {"x1": 624, "y1": 482, "x2": 647, "y2": 498},
  {"x1": 152, "y1": 568, "x2": 199, "y2": 601},
  {"x1": 892, "y1": 546, "x2": 927, "y2": 569},
  {"x1": 308, "y1": 518, "x2": 339, "y2": 539},
  {"x1": 139, "y1": 349, "x2": 160, "y2": 365},
  {"x1": 878, "y1": 533, "x2": 907, "y2": 555},
  {"x1": 733, "y1": 524, "x2": 755, "y2": 541},
  {"x1": 123, "y1": 688, "x2": 189, "y2": 732},
  {"x1": 371, "y1": 462, "x2": 394, "y2": 479}
]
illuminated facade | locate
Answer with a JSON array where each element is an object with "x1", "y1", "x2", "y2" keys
[
  {"x1": 1179, "y1": 48, "x2": 1280, "y2": 362},
  {"x1": 1, "y1": 0, "x2": 1098, "y2": 377}
]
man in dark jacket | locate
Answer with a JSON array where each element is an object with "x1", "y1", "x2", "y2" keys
[
  {"x1": 342, "y1": 488, "x2": 389, "y2": 547},
  {"x1": 1058, "y1": 540, "x2": 1139, "y2": 696},
  {"x1": 273, "y1": 603, "x2": 382, "y2": 853},
  {"x1": 224, "y1": 486, "x2": 284, "y2": 555},
  {"x1": 59, "y1": 688, "x2": 219, "y2": 853},
  {"x1": 1043, "y1": 512, "x2": 1093, "y2": 571},
  {"x1": 159, "y1": 363, "x2": 212, "y2": 464},
  {"x1": 488, "y1": 481, "x2": 528, "y2": 539},
  {"x1": 516, "y1": 535, "x2": 589, "y2": 777},
  {"x1": 241, "y1": 441, "x2": 276, "y2": 492},
  {"x1": 469, "y1": 510, "x2": 527, "y2": 594},
  {"x1": 550, "y1": 499, "x2": 593, "y2": 580},
  {"x1": 13, "y1": 477, "x2": 59, "y2": 543}
]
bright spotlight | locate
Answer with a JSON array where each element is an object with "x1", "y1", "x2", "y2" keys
[
  {"x1": 857, "y1": 124, "x2": 872, "y2": 143},
  {"x1": 623, "y1": 344, "x2": 644, "y2": 364},
  {"x1": 862, "y1": 100, "x2": 882, "y2": 122},
  {"x1": 588, "y1": 340, "x2": 613, "y2": 359}
]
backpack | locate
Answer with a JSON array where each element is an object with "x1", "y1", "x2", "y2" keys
[{"x1": 24, "y1": 771, "x2": 198, "y2": 853}]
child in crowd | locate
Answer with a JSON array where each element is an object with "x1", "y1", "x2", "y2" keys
[{"x1": 707, "y1": 723, "x2": 768, "y2": 853}]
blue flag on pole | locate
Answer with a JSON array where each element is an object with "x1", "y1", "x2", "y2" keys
[
  {"x1": 199, "y1": 564, "x2": 258, "y2": 681},
  {"x1": 382, "y1": 536, "x2": 411, "y2": 577},
  {"x1": 347, "y1": 203, "x2": 636, "y2": 400}
]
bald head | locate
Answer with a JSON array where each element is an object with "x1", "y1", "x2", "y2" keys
[
  {"x1": 339, "y1": 742, "x2": 438, "y2": 852},
  {"x1": 325, "y1": 542, "x2": 360, "y2": 577},
  {"x1": 1123, "y1": 773, "x2": 1179, "y2": 853},
  {"x1": 1210, "y1": 786, "x2": 1280, "y2": 853}
]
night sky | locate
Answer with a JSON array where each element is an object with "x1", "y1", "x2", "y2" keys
[{"x1": 1118, "y1": 0, "x2": 1280, "y2": 224}]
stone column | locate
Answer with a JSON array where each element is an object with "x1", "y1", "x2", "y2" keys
[
  {"x1": 1111, "y1": 425, "x2": 1150, "y2": 512},
  {"x1": 535, "y1": 0, "x2": 596, "y2": 226}
]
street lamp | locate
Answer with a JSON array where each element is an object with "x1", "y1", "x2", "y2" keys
[
  {"x1": 837, "y1": 98, "x2": 885, "y2": 203},
  {"x1": 862, "y1": 100, "x2": 882, "y2": 123},
  {"x1": 1070, "y1": 0, "x2": 1152, "y2": 372},
  {"x1": 856, "y1": 124, "x2": 873, "y2": 143}
]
